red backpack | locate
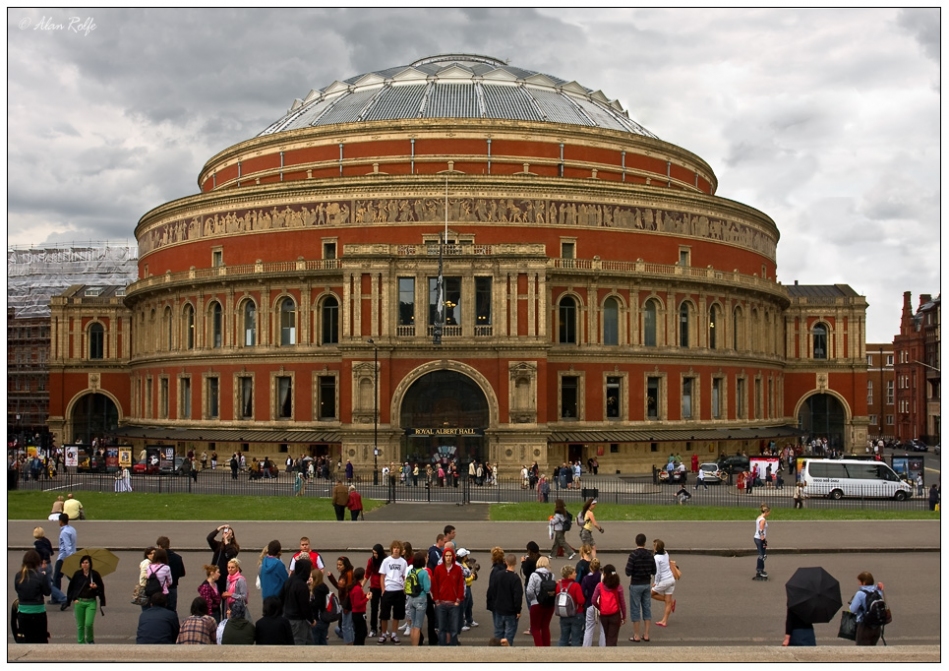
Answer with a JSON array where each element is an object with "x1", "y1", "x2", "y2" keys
[{"x1": 597, "y1": 585, "x2": 619, "y2": 616}]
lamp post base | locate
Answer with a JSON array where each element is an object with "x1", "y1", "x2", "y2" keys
[{"x1": 373, "y1": 469, "x2": 379, "y2": 486}]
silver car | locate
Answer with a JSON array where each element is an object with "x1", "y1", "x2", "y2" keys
[{"x1": 699, "y1": 462, "x2": 724, "y2": 484}]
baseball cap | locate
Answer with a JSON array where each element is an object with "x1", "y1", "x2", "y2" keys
[{"x1": 456, "y1": 548, "x2": 470, "y2": 558}]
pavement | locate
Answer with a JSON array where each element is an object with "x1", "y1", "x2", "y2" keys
[
  {"x1": 7, "y1": 643, "x2": 940, "y2": 663},
  {"x1": 9, "y1": 516, "x2": 940, "y2": 555}
]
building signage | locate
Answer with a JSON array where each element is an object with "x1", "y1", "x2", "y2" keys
[{"x1": 407, "y1": 428, "x2": 483, "y2": 437}]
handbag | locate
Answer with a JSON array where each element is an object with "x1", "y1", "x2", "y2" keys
[
  {"x1": 131, "y1": 584, "x2": 148, "y2": 606},
  {"x1": 670, "y1": 560, "x2": 682, "y2": 581},
  {"x1": 837, "y1": 610, "x2": 857, "y2": 640}
]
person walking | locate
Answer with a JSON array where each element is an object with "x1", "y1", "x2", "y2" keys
[
  {"x1": 332, "y1": 480, "x2": 349, "y2": 521},
  {"x1": 32, "y1": 527, "x2": 66, "y2": 606},
  {"x1": 625, "y1": 533, "x2": 655, "y2": 642},
  {"x1": 651, "y1": 539, "x2": 677, "y2": 628},
  {"x1": 694, "y1": 467, "x2": 707, "y2": 490},
  {"x1": 591, "y1": 564, "x2": 626, "y2": 646},
  {"x1": 928, "y1": 484, "x2": 939, "y2": 511},
  {"x1": 579, "y1": 499, "x2": 604, "y2": 559},
  {"x1": 65, "y1": 554, "x2": 106, "y2": 644},
  {"x1": 54, "y1": 514, "x2": 77, "y2": 607},
  {"x1": 347, "y1": 485, "x2": 364, "y2": 521},
  {"x1": 14, "y1": 550, "x2": 51, "y2": 643},
  {"x1": 754, "y1": 505, "x2": 771, "y2": 579},
  {"x1": 549, "y1": 499, "x2": 575, "y2": 560},
  {"x1": 851, "y1": 571, "x2": 887, "y2": 646},
  {"x1": 793, "y1": 482, "x2": 805, "y2": 509}
]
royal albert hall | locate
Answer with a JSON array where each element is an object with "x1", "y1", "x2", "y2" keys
[{"x1": 48, "y1": 54, "x2": 870, "y2": 474}]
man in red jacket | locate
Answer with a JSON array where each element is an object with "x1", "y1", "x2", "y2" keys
[{"x1": 431, "y1": 546, "x2": 465, "y2": 645}]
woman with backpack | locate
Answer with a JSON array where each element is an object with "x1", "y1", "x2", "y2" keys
[
  {"x1": 549, "y1": 499, "x2": 575, "y2": 560},
  {"x1": 591, "y1": 564, "x2": 626, "y2": 646},
  {"x1": 329, "y1": 556, "x2": 355, "y2": 644},
  {"x1": 850, "y1": 571, "x2": 886, "y2": 646},
  {"x1": 526, "y1": 556, "x2": 556, "y2": 646},
  {"x1": 555, "y1": 564, "x2": 585, "y2": 646}
]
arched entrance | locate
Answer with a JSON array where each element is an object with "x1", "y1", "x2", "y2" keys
[
  {"x1": 70, "y1": 393, "x2": 119, "y2": 444},
  {"x1": 798, "y1": 393, "x2": 847, "y2": 450},
  {"x1": 399, "y1": 370, "x2": 489, "y2": 466}
]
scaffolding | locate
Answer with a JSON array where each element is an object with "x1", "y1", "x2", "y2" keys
[{"x1": 7, "y1": 241, "x2": 139, "y2": 318}]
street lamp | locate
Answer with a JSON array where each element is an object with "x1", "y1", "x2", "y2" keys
[{"x1": 368, "y1": 339, "x2": 379, "y2": 485}]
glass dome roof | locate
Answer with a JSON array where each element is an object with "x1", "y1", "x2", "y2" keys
[{"x1": 259, "y1": 54, "x2": 657, "y2": 138}]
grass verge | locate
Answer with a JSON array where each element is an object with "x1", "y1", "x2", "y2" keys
[
  {"x1": 489, "y1": 502, "x2": 938, "y2": 521},
  {"x1": 6, "y1": 491, "x2": 386, "y2": 521}
]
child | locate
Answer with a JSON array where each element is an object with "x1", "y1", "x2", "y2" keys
[
  {"x1": 350, "y1": 567, "x2": 368, "y2": 645},
  {"x1": 675, "y1": 486, "x2": 692, "y2": 504},
  {"x1": 457, "y1": 549, "x2": 479, "y2": 631}
]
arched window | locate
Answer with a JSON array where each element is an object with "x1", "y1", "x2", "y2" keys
[
  {"x1": 280, "y1": 297, "x2": 296, "y2": 346},
  {"x1": 183, "y1": 304, "x2": 195, "y2": 350},
  {"x1": 88, "y1": 323, "x2": 104, "y2": 360},
  {"x1": 603, "y1": 297, "x2": 619, "y2": 345},
  {"x1": 558, "y1": 296, "x2": 577, "y2": 344},
  {"x1": 321, "y1": 296, "x2": 339, "y2": 345},
  {"x1": 733, "y1": 306, "x2": 743, "y2": 351},
  {"x1": 679, "y1": 302, "x2": 691, "y2": 348},
  {"x1": 210, "y1": 301, "x2": 223, "y2": 348},
  {"x1": 164, "y1": 307, "x2": 173, "y2": 351},
  {"x1": 644, "y1": 299, "x2": 658, "y2": 347},
  {"x1": 813, "y1": 323, "x2": 828, "y2": 359},
  {"x1": 242, "y1": 300, "x2": 256, "y2": 346},
  {"x1": 709, "y1": 305, "x2": 719, "y2": 350}
]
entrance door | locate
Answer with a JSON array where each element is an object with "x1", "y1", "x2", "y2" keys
[{"x1": 568, "y1": 444, "x2": 583, "y2": 464}]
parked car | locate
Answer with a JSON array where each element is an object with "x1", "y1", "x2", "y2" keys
[
  {"x1": 160, "y1": 456, "x2": 188, "y2": 475},
  {"x1": 699, "y1": 462, "x2": 724, "y2": 483},
  {"x1": 132, "y1": 459, "x2": 159, "y2": 475},
  {"x1": 908, "y1": 439, "x2": 929, "y2": 452},
  {"x1": 658, "y1": 468, "x2": 688, "y2": 484},
  {"x1": 717, "y1": 453, "x2": 750, "y2": 475}
]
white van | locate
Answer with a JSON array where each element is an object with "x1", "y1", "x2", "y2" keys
[{"x1": 800, "y1": 459, "x2": 913, "y2": 501}]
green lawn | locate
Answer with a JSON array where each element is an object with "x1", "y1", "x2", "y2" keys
[
  {"x1": 489, "y1": 502, "x2": 938, "y2": 522},
  {"x1": 6, "y1": 491, "x2": 386, "y2": 521}
]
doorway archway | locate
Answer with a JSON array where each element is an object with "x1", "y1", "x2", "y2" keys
[{"x1": 797, "y1": 393, "x2": 847, "y2": 450}]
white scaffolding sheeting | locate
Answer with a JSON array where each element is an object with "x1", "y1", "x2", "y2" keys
[{"x1": 7, "y1": 241, "x2": 139, "y2": 318}]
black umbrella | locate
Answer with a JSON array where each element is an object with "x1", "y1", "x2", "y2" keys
[{"x1": 786, "y1": 566, "x2": 842, "y2": 624}]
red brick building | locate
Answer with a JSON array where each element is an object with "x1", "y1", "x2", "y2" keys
[
  {"x1": 47, "y1": 54, "x2": 870, "y2": 473},
  {"x1": 893, "y1": 292, "x2": 940, "y2": 445},
  {"x1": 865, "y1": 341, "x2": 896, "y2": 442}
]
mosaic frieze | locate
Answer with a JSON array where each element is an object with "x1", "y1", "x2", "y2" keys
[{"x1": 140, "y1": 197, "x2": 776, "y2": 258}]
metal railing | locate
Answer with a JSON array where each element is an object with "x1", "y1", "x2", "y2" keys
[{"x1": 9, "y1": 469, "x2": 930, "y2": 511}]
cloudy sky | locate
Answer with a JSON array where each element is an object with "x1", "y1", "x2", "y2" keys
[{"x1": 7, "y1": 8, "x2": 940, "y2": 342}]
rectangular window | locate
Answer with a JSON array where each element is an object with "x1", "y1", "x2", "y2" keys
[
  {"x1": 323, "y1": 241, "x2": 337, "y2": 259},
  {"x1": 679, "y1": 248, "x2": 690, "y2": 266},
  {"x1": 561, "y1": 241, "x2": 575, "y2": 259},
  {"x1": 754, "y1": 378, "x2": 762, "y2": 419},
  {"x1": 159, "y1": 378, "x2": 169, "y2": 419},
  {"x1": 736, "y1": 378, "x2": 746, "y2": 419},
  {"x1": 240, "y1": 377, "x2": 253, "y2": 419},
  {"x1": 886, "y1": 354, "x2": 894, "y2": 366},
  {"x1": 768, "y1": 378, "x2": 775, "y2": 419},
  {"x1": 869, "y1": 414, "x2": 878, "y2": 425},
  {"x1": 475, "y1": 277, "x2": 492, "y2": 331},
  {"x1": 647, "y1": 377, "x2": 660, "y2": 420},
  {"x1": 606, "y1": 377, "x2": 621, "y2": 419},
  {"x1": 429, "y1": 276, "x2": 462, "y2": 327},
  {"x1": 886, "y1": 380, "x2": 894, "y2": 404},
  {"x1": 277, "y1": 376, "x2": 292, "y2": 419},
  {"x1": 318, "y1": 376, "x2": 336, "y2": 420},
  {"x1": 180, "y1": 378, "x2": 192, "y2": 419},
  {"x1": 561, "y1": 376, "x2": 579, "y2": 419},
  {"x1": 207, "y1": 377, "x2": 219, "y2": 419},
  {"x1": 682, "y1": 377, "x2": 694, "y2": 419},
  {"x1": 867, "y1": 381, "x2": 873, "y2": 405},
  {"x1": 398, "y1": 277, "x2": 415, "y2": 327},
  {"x1": 211, "y1": 249, "x2": 223, "y2": 268},
  {"x1": 867, "y1": 355, "x2": 873, "y2": 366},
  {"x1": 712, "y1": 378, "x2": 722, "y2": 419}
]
